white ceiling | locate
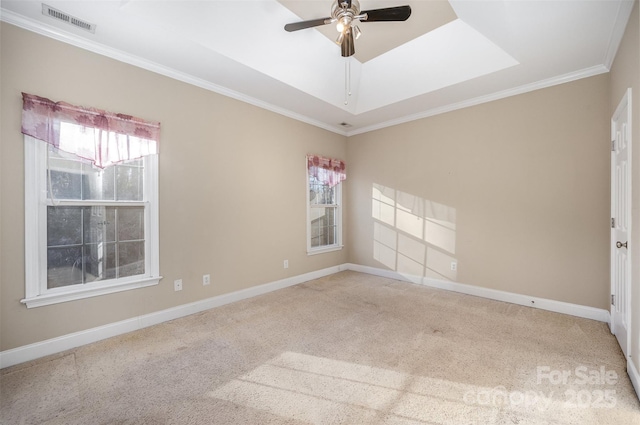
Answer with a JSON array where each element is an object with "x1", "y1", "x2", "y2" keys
[{"x1": 1, "y1": 0, "x2": 635, "y2": 135}]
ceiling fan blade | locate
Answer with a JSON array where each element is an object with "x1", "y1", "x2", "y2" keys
[
  {"x1": 284, "y1": 17, "x2": 332, "y2": 32},
  {"x1": 341, "y1": 30, "x2": 355, "y2": 57},
  {"x1": 361, "y1": 5, "x2": 411, "y2": 22}
]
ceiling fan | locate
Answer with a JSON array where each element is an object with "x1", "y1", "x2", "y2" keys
[{"x1": 284, "y1": 0, "x2": 412, "y2": 57}]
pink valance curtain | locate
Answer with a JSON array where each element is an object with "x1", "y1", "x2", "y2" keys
[
  {"x1": 307, "y1": 154, "x2": 346, "y2": 188},
  {"x1": 21, "y1": 92, "x2": 160, "y2": 168}
]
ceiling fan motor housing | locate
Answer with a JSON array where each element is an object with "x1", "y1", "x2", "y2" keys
[{"x1": 332, "y1": 0, "x2": 361, "y2": 31}]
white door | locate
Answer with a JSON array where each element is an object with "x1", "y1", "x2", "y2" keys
[{"x1": 611, "y1": 88, "x2": 632, "y2": 357}]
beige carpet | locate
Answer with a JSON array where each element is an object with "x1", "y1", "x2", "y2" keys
[{"x1": 1, "y1": 271, "x2": 639, "y2": 424}]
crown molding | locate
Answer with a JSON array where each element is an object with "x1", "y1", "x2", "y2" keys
[{"x1": 347, "y1": 64, "x2": 610, "y2": 136}]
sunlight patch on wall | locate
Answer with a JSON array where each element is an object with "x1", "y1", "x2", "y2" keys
[
  {"x1": 372, "y1": 183, "x2": 458, "y2": 282},
  {"x1": 397, "y1": 208, "x2": 423, "y2": 239},
  {"x1": 374, "y1": 222, "x2": 397, "y2": 271},
  {"x1": 372, "y1": 185, "x2": 395, "y2": 226}
]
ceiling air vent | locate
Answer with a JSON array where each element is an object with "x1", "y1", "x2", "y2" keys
[{"x1": 42, "y1": 4, "x2": 96, "y2": 33}]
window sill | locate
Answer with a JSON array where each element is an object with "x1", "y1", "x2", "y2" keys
[
  {"x1": 21, "y1": 276, "x2": 162, "y2": 308},
  {"x1": 307, "y1": 245, "x2": 343, "y2": 256}
]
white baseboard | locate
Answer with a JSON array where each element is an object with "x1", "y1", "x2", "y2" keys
[
  {"x1": 344, "y1": 263, "x2": 611, "y2": 323},
  {"x1": 0, "y1": 262, "x2": 612, "y2": 369},
  {"x1": 629, "y1": 357, "x2": 640, "y2": 401},
  {"x1": 0, "y1": 265, "x2": 344, "y2": 369}
]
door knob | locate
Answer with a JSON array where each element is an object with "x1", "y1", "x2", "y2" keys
[{"x1": 616, "y1": 241, "x2": 628, "y2": 249}]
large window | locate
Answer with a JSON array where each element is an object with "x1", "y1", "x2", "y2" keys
[
  {"x1": 24, "y1": 138, "x2": 160, "y2": 307},
  {"x1": 306, "y1": 155, "x2": 345, "y2": 254},
  {"x1": 21, "y1": 93, "x2": 161, "y2": 308}
]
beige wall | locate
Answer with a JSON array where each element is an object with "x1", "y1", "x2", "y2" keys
[
  {"x1": 0, "y1": 23, "x2": 348, "y2": 351},
  {"x1": 610, "y1": 0, "x2": 640, "y2": 380},
  {"x1": 347, "y1": 74, "x2": 611, "y2": 310},
  {"x1": 0, "y1": 13, "x2": 633, "y2": 358}
]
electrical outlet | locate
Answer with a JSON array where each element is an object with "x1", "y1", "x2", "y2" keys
[
  {"x1": 203, "y1": 274, "x2": 211, "y2": 286},
  {"x1": 450, "y1": 262, "x2": 457, "y2": 272},
  {"x1": 174, "y1": 279, "x2": 183, "y2": 291},
  {"x1": 284, "y1": 260, "x2": 289, "y2": 269}
]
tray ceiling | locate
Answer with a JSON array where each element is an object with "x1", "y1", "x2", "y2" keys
[{"x1": 0, "y1": 0, "x2": 634, "y2": 135}]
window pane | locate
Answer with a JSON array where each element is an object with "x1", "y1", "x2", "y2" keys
[
  {"x1": 47, "y1": 205, "x2": 146, "y2": 286},
  {"x1": 82, "y1": 165, "x2": 115, "y2": 200},
  {"x1": 47, "y1": 144, "x2": 85, "y2": 200},
  {"x1": 84, "y1": 207, "x2": 116, "y2": 244},
  {"x1": 48, "y1": 207, "x2": 82, "y2": 246},
  {"x1": 118, "y1": 207, "x2": 144, "y2": 241},
  {"x1": 48, "y1": 162, "x2": 82, "y2": 200},
  {"x1": 83, "y1": 243, "x2": 116, "y2": 282},
  {"x1": 310, "y1": 206, "x2": 337, "y2": 248},
  {"x1": 328, "y1": 225, "x2": 337, "y2": 245},
  {"x1": 47, "y1": 146, "x2": 144, "y2": 201},
  {"x1": 116, "y1": 164, "x2": 143, "y2": 201},
  {"x1": 309, "y1": 177, "x2": 336, "y2": 205},
  {"x1": 47, "y1": 246, "x2": 83, "y2": 288},
  {"x1": 119, "y1": 241, "x2": 145, "y2": 277}
]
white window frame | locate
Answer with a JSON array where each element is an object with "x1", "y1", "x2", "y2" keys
[
  {"x1": 306, "y1": 164, "x2": 343, "y2": 255},
  {"x1": 22, "y1": 136, "x2": 161, "y2": 308}
]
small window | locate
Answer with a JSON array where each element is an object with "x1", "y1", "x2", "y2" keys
[
  {"x1": 23, "y1": 138, "x2": 160, "y2": 307},
  {"x1": 306, "y1": 155, "x2": 344, "y2": 254}
]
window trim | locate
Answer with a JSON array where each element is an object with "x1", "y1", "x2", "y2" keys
[
  {"x1": 22, "y1": 136, "x2": 161, "y2": 308},
  {"x1": 306, "y1": 163, "x2": 343, "y2": 255}
]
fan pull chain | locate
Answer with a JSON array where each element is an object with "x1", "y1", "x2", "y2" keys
[
  {"x1": 344, "y1": 59, "x2": 348, "y2": 105},
  {"x1": 344, "y1": 58, "x2": 352, "y2": 105}
]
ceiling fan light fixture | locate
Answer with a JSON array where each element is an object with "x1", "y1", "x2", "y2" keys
[
  {"x1": 353, "y1": 25, "x2": 361, "y2": 40},
  {"x1": 336, "y1": 16, "x2": 351, "y2": 33},
  {"x1": 284, "y1": 0, "x2": 411, "y2": 59}
]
